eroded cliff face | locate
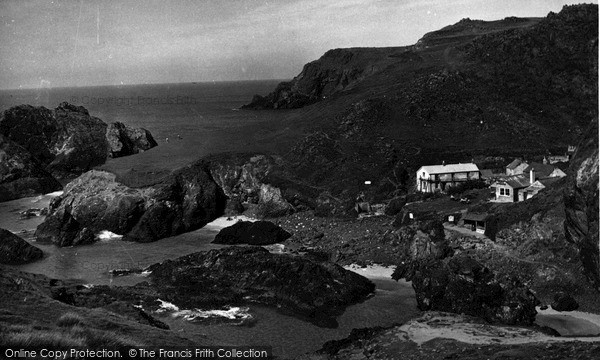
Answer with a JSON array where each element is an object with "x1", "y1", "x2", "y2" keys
[
  {"x1": 564, "y1": 119, "x2": 599, "y2": 289},
  {"x1": 242, "y1": 48, "x2": 397, "y2": 109},
  {"x1": 0, "y1": 102, "x2": 158, "y2": 179}
]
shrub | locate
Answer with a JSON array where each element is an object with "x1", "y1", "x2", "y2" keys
[
  {"x1": 56, "y1": 312, "x2": 84, "y2": 328},
  {"x1": 0, "y1": 327, "x2": 86, "y2": 348}
]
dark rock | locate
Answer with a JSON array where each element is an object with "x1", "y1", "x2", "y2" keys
[
  {"x1": 36, "y1": 161, "x2": 226, "y2": 246},
  {"x1": 256, "y1": 184, "x2": 293, "y2": 217},
  {"x1": 213, "y1": 220, "x2": 291, "y2": 245},
  {"x1": 56, "y1": 101, "x2": 89, "y2": 115},
  {"x1": 384, "y1": 196, "x2": 406, "y2": 216},
  {"x1": 0, "y1": 103, "x2": 158, "y2": 180},
  {"x1": 0, "y1": 104, "x2": 58, "y2": 165},
  {"x1": 0, "y1": 228, "x2": 43, "y2": 264},
  {"x1": 146, "y1": 246, "x2": 375, "y2": 326},
  {"x1": 540, "y1": 305, "x2": 549, "y2": 310},
  {"x1": 319, "y1": 327, "x2": 386, "y2": 356},
  {"x1": 101, "y1": 301, "x2": 169, "y2": 330},
  {"x1": 395, "y1": 254, "x2": 539, "y2": 325},
  {"x1": 45, "y1": 247, "x2": 374, "y2": 327},
  {"x1": 207, "y1": 154, "x2": 294, "y2": 216},
  {"x1": 551, "y1": 292, "x2": 579, "y2": 312},
  {"x1": 564, "y1": 119, "x2": 599, "y2": 289},
  {"x1": 208, "y1": 154, "x2": 274, "y2": 201},
  {"x1": 35, "y1": 203, "x2": 84, "y2": 247},
  {"x1": 224, "y1": 198, "x2": 245, "y2": 216},
  {"x1": 72, "y1": 227, "x2": 96, "y2": 246},
  {"x1": 106, "y1": 122, "x2": 157, "y2": 158},
  {"x1": 396, "y1": 220, "x2": 452, "y2": 262},
  {"x1": 0, "y1": 134, "x2": 62, "y2": 202}
]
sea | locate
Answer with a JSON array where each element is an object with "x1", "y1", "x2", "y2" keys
[{"x1": 0, "y1": 82, "x2": 417, "y2": 358}]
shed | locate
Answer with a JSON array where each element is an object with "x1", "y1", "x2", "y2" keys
[{"x1": 462, "y1": 212, "x2": 490, "y2": 234}]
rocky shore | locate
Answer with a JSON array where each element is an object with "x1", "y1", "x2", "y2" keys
[{"x1": 0, "y1": 4, "x2": 598, "y2": 359}]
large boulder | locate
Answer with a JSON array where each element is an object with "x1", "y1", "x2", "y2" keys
[
  {"x1": 213, "y1": 220, "x2": 291, "y2": 245},
  {"x1": 551, "y1": 292, "x2": 579, "y2": 312},
  {"x1": 0, "y1": 228, "x2": 43, "y2": 264},
  {"x1": 106, "y1": 122, "x2": 157, "y2": 158},
  {"x1": 35, "y1": 161, "x2": 226, "y2": 246},
  {"x1": 394, "y1": 254, "x2": 540, "y2": 325},
  {"x1": 0, "y1": 103, "x2": 158, "y2": 179},
  {"x1": 145, "y1": 246, "x2": 375, "y2": 326},
  {"x1": 564, "y1": 119, "x2": 599, "y2": 289},
  {"x1": 395, "y1": 219, "x2": 452, "y2": 262},
  {"x1": 0, "y1": 135, "x2": 62, "y2": 202},
  {"x1": 257, "y1": 184, "x2": 293, "y2": 217}
]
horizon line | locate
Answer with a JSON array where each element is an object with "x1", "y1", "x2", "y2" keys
[{"x1": 0, "y1": 78, "x2": 290, "y2": 92}]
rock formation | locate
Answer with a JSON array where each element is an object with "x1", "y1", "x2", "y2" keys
[
  {"x1": 0, "y1": 228, "x2": 43, "y2": 264},
  {"x1": 394, "y1": 254, "x2": 539, "y2": 325},
  {"x1": 213, "y1": 220, "x2": 291, "y2": 245},
  {"x1": 35, "y1": 161, "x2": 226, "y2": 246},
  {"x1": 207, "y1": 153, "x2": 295, "y2": 217},
  {"x1": 564, "y1": 118, "x2": 599, "y2": 289},
  {"x1": 106, "y1": 122, "x2": 158, "y2": 158},
  {"x1": 551, "y1": 292, "x2": 579, "y2": 312},
  {"x1": 0, "y1": 102, "x2": 157, "y2": 180},
  {"x1": 146, "y1": 246, "x2": 375, "y2": 326},
  {"x1": 0, "y1": 134, "x2": 62, "y2": 202}
]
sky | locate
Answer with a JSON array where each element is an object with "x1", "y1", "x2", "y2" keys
[{"x1": 0, "y1": 0, "x2": 596, "y2": 89}]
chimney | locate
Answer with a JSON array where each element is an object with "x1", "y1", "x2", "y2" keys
[{"x1": 530, "y1": 169, "x2": 535, "y2": 184}]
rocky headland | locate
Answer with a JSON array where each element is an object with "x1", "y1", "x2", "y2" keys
[{"x1": 0, "y1": 102, "x2": 157, "y2": 201}]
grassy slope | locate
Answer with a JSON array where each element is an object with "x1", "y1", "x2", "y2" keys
[{"x1": 0, "y1": 267, "x2": 195, "y2": 349}]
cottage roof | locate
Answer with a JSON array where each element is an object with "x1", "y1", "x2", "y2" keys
[
  {"x1": 506, "y1": 159, "x2": 524, "y2": 170},
  {"x1": 462, "y1": 212, "x2": 489, "y2": 222},
  {"x1": 418, "y1": 163, "x2": 479, "y2": 175},
  {"x1": 523, "y1": 162, "x2": 556, "y2": 178},
  {"x1": 492, "y1": 174, "x2": 531, "y2": 189},
  {"x1": 528, "y1": 177, "x2": 562, "y2": 189}
]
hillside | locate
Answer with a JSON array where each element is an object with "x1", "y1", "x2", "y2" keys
[{"x1": 240, "y1": 4, "x2": 597, "y2": 207}]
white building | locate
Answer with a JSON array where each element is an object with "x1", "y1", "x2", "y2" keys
[{"x1": 416, "y1": 163, "x2": 480, "y2": 193}]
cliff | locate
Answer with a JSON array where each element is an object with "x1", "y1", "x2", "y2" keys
[
  {"x1": 242, "y1": 47, "x2": 403, "y2": 109},
  {"x1": 564, "y1": 119, "x2": 599, "y2": 289}
]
